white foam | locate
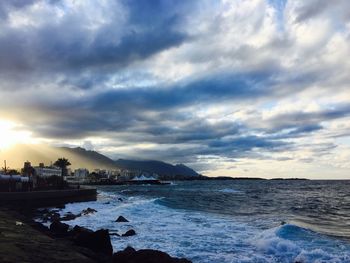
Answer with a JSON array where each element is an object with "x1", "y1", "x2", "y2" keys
[{"x1": 251, "y1": 224, "x2": 350, "y2": 263}]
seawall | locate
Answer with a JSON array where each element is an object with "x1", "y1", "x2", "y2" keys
[{"x1": 0, "y1": 188, "x2": 97, "y2": 207}]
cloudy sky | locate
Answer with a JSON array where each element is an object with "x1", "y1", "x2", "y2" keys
[{"x1": 0, "y1": 0, "x2": 349, "y2": 178}]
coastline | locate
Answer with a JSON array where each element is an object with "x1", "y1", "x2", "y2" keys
[
  {"x1": 0, "y1": 200, "x2": 192, "y2": 263},
  {"x1": 0, "y1": 207, "x2": 95, "y2": 263}
]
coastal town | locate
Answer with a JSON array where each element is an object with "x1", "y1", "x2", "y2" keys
[{"x1": 0, "y1": 159, "x2": 161, "y2": 192}]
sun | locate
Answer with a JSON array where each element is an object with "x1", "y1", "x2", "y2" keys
[{"x1": 0, "y1": 120, "x2": 31, "y2": 150}]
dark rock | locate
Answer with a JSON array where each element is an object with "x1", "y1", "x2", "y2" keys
[
  {"x1": 122, "y1": 229, "x2": 136, "y2": 237},
  {"x1": 113, "y1": 247, "x2": 192, "y2": 263},
  {"x1": 49, "y1": 220, "x2": 69, "y2": 236},
  {"x1": 118, "y1": 198, "x2": 123, "y2": 202},
  {"x1": 81, "y1": 207, "x2": 97, "y2": 215},
  {"x1": 61, "y1": 212, "x2": 81, "y2": 221},
  {"x1": 43, "y1": 211, "x2": 61, "y2": 222},
  {"x1": 73, "y1": 228, "x2": 113, "y2": 256},
  {"x1": 69, "y1": 225, "x2": 93, "y2": 237},
  {"x1": 115, "y1": 216, "x2": 129, "y2": 222}
]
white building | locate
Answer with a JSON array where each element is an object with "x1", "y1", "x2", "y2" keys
[
  {"x1": 34, "y1": 164, "x2": 62, "y2": 177},
  {"x1": 74, "y1": 168, "x2": 89, "y2": 178},
  {"x1": 69, "y1": 168, "x2": 89, "y2": 183}
]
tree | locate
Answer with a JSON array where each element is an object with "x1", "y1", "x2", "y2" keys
[{"x1": 54, "y1": 158, "x2": 71, "y2": 177}]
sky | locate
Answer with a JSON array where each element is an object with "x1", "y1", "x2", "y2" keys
[{"x1": 0, "y1": 0, "x2": 349, "y2": 179}]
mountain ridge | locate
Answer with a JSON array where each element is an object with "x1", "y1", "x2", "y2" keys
[{"x1": 115, "y1": 158, "x2": 200, "y2": 178}]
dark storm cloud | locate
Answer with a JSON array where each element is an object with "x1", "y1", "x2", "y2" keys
[
  {"x1": 0, "y1": 1, "x2": 36, "y2": 19},
  {"x1": 2, "y1": 67, "x2": 278, "y2": 140},
  {"x1": 0, "y1": 0, "x2": 189, "y2": 75},
  {"x1": 87, "y1": 72, "x2": 274, "y2": 111},
  {"x1": 265, "y1": 104, "x2": 350, "y2": 133},
  {"x1": 106, "y1": 134, "x2": 291, "y2": 165}
]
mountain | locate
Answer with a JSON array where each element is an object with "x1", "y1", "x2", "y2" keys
[
  {"x1": 114, "y1": 159, "x2": 200, "y2": 178},
  {"x1": 0, "y1": 144, "x2": 200, "y2": 178},
  {"x1": 59, "y1": 146, "x2": 117, "y2": 169}
]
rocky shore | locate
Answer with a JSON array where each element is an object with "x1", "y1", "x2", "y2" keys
[{"x1": 0, "y1": 207, "x2": 192, "y2": 263}]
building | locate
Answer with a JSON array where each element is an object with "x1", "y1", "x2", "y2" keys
[
  {"x1": 70, "y1": 168, "x2": 90, "y2": 183},
  {"x1": 34, "y1": 163, "x2": 62, "y2": 177},
  {"x1": 74, "y1": 168, "x2": 89, "y2": 178}
]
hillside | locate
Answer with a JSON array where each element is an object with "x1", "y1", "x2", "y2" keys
[
  {"x1": 114, "y1": 159, "x2": 200, "y2": 178},
  {"x1": 0, "y1": 144, "x2": 118, "y2": 170}
]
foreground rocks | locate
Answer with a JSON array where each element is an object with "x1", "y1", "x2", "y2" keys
[
  {"x1": 71, "y1": 226, "x2": 113, "y2": 256},
  {"x1": 113, "y1": 247, "x2": 192, "y2": 263},
  {"x1": 50, "y1": 220, "x2": 69, "y2": 236},
  {"x1": 40, "y1": 207, "x2": 98, "y2": 223}
]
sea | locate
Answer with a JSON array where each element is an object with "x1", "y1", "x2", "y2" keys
[{"x1": 49, "y1": 180, "x2": 350, "y2": 263}]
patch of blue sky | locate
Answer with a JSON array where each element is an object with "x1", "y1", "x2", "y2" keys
[{"x1": 268, "y1": 0, "x2": 287, "y2": 32}]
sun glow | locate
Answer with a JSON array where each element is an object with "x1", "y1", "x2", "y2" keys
[{"x1": 0, "y1": 120, "x2": 32, "y2": 150}]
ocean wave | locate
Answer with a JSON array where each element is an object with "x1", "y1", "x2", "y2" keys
[{"x1": 252, "y1": 223, "x2": 350, "y2": 263}]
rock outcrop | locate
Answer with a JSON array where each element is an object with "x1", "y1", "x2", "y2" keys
[
  {"x1": 115, "y1": 216, "x2": 129, "y2": 222},
  {"x1": 71, "y1": 226, "x2": 113, "y2": 256},
  {"x1": 49, "y1": 220, "x2": 69, "y2": 236},
  {"x1": 81, "y1": 208, "x2": 97, "y2": 215},
  {"x1": 122, "y1": 229, "x2": 136, "y2": 237},
  {"x1": 61, "y1": 212, "x2": 80, "y2": 221}
]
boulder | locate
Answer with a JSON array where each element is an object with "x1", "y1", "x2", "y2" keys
[
  {"x1": 73, "y1": 228, "x2": 113, "y2": 256},
  {"x1": 49, "y1": 220, "x2": 69, "y2": 236},
  {"x1": 81, "y1": 207, "x2": 97, "y2": 215},
  {"x1": 115, "y1": 216, "x2": 129, "y2": 222},
  {"x1": 122, "y1": 229, "x2": 136, "y2": 237},
  {"x1": 69, "y1": 225, "x2": 93, "y2": 237},
  {"x1": 113, "y1": 247, "x2": 192, "y2": 263},
  {"x1": 61, "y1": 212, "x2": 80, "y2": 221}
]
